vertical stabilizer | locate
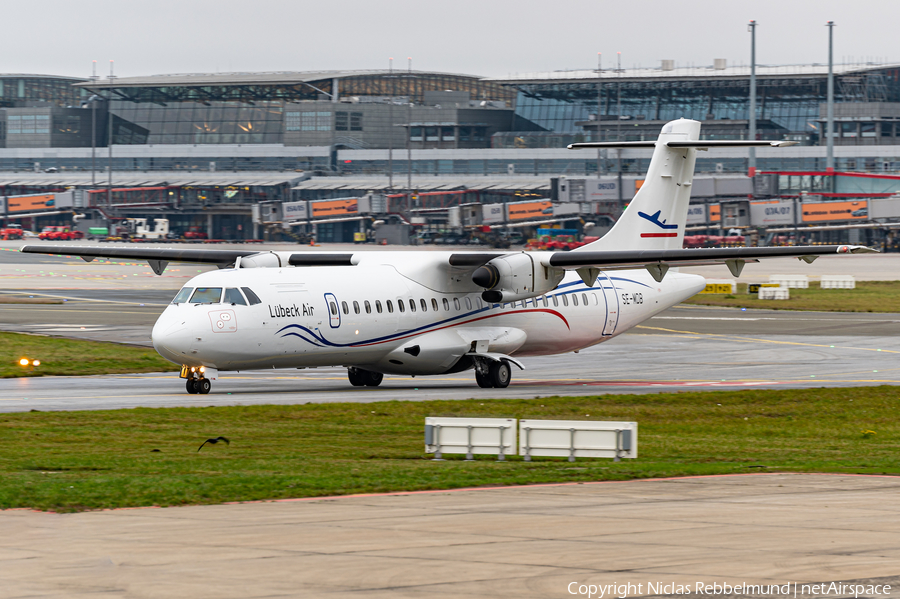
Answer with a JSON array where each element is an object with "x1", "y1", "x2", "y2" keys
[{"x1": 577, "y1": 119, "x2": 700, "y2": 252}]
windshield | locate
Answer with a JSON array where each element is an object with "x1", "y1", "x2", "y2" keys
[
  {"x1": 189, "y1": 287, "x2": 222, "y2": 304},
  {"x1": 223, "y1": 288, "x2": 247, "y2": 305},
  {"x1": 172, "y1": 287, "x2": 193, "y2": 304}
]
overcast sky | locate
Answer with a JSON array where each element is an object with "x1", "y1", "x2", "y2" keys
[{"x1": 4, "y1": 0, "x2": 897, "y2": 79}]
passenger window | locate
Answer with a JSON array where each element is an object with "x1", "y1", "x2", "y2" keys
[
  {"x1": 431, "y1": 298, "x2": 439, "y2": 311},
  {"x1": 386, "y1": 300, "x2": 393, "y2": 313},
  {"x1": 329, "y1": 301, "x2": 338, "y2": 315},
  {"x1": 572, "y1": 294, "x2": 579, "y2": 307},
  {"x1": 353, "y1": 301, "x2": 360, "y2": 314},
  {"x1": 543, "y1": 296, "x2": 549, "y2": 308},
  {"x1": 552, "y1": 296, "x2": 559, "y2": 307},
  {"x1": 465, "y1": 297, "x2": 472, "y2": 310},
  {"x1": 364, "y1": 300, "x2": 371, "y2": 314},
  {"x1": 341, "y1": 301, "x2": 349, "y2": 315},
  {"x1": 190, "y1": 287, "x2": 222, "y2": 304},
  {"x1": 376, "y1": 300, "x2": 383, "y2": 313},
  {"x1": 592, "y1": 293, "x2": 599, "y2": 305},
  {"x1": 241, "y1": 287, "x2": 262, "y2": 305},
  {"x1": 409, "y1": 299, "x2": 416, "y2": 312},
  {"x1": 582, "y1": 293, "x2": 589, "y2": 305},
  {"x1": 442, "y1": 298, "x2": 450, "y2": 311},
  {"x1": 421, "y1": 299, "x2": 428, "y2": 312},
  {"x1": 562, "y1": 295, "x2": 569, "y2": 307},
  {"x1": 453, "y1": 298, "x2": 460, "y2": 310},
  {"x1": 476, "y1": 298, "x2": 483, "y2": 309},
  {"x1": 224, "y1": 288, "x2": 247, "y2": 305},
  {"x1": 172, "y1": 287, "x2": 193, "y2": 304},
  {"x1": 398, "y1": 300, "x2": 405, "y2": 313}
]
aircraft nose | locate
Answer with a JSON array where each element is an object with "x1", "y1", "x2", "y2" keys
[{"x1": 151, "y1": 314, "x2": 192, "y2": 364}]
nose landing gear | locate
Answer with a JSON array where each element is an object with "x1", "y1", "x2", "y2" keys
[
  {"x1": 186, "y1": 376, "x2": 211, "y2": 394},
  {"x1": 181, "y1": 365, "x2": 211, "y2": 394}
]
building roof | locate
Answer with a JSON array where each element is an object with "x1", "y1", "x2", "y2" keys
[
  {"x1": 0, "y1": 171, "x2": 305, "y2": 188},
  {"x1": 493, "y1": 62, "x2": 900, "y2": 84},
  {"x1": 293, "y1": 175, "x2": 551, "y2": 192},
  {"x1": 74, "y1": 70, "x2": 484, "y2": 90}
]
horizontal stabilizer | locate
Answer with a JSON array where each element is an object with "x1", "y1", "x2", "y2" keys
[{"x1": 568, "y1": 140, "x2": 797, "y2": 150}]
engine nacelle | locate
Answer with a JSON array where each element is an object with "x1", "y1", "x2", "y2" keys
[
  {"x1": 237, "y1": 252, "x2": 284, "y2": 269},
  {"x1": 472, "y1": 252, "x2": 564, "y2": 303}
]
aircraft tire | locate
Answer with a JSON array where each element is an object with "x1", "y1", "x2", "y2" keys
[
  {"x1": 347, "y1": 367, "x2": 366, "y2": 387},
  {"x1": 488, "y1": 360, "x2": 511, "y2": 389},
  {"x1": 365, "y1": 371, "x2": 384, "y2": 387},
  {"x1": 186, "y1": 378, "x2": 199, "y2": 394},
  {"x1": 475, "y1": 369, "x2": 492, "y2": 388},
  {"x1": 198, "y1": 378, "x2": 211, "y2": 394}
]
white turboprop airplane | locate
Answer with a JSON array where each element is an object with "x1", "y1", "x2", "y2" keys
[{"x1": 23, "y1": 119, "x2": 874, "y2": 394}]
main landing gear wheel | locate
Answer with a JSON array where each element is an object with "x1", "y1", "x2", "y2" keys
[
  {"x1": 186, "y1": 379, "x2": 199, "y2": 394},
  {"x1": 475, "y1": 370, "x2": 492, "y2": 388},
  {"x1": 488, "y1": 360, "x2": 511, "y2": 389},
  {"x1": 348, "y1": 368, "x2": 384, "y2": 387}
]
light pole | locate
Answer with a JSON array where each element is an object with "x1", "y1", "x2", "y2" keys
[
  {"x1": 748, "y1": 20, "x2": 757, "y2": 176},
  {"x1": 388, "y1": 57, "x2": 394, "y2": 189},
  {"x1": 596, "y1": 52, "x2": 602, "y2": 176},
  {"x1": 826, "y1": 21, "x2": 835, "y2": 173}
]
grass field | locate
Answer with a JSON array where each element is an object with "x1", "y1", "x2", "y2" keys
[
  {"x1": 0, "y1": 332, "x2": 173, "y2": 378},
  {"x1": 684, "y1": 280, "x2": 900, "y2": 312},
  {"x1": 1, "y1": 386, "x2": 897, "y2": 512}
]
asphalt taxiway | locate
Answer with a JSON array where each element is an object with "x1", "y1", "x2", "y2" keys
[
  {"x1": 5, "y1": 474, "x2": 900, "y2": 598},
  {"x1": 1, "y1": 301, "x2": 899, "y2": 412}
]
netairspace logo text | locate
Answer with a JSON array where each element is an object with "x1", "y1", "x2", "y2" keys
[{"x1": 567, "y1": 581, "x2": 892, "y2": 598}]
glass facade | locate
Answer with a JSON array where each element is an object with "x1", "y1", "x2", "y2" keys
[
  {"x1": 505, "y1": 67, "x2": 900, "y2": 143},
  {"x1": 0, "y1": 76, "x2": 85, "y2": 108}
]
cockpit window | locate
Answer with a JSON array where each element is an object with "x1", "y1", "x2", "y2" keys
[
  {"x1": 189, "y1": 287, "x2": 222, "y2": 304},
  {"x1": 224, "y1": 288, "x2": 247, "y2": 305},
  {"x1": 240, "y1": 287, "x2": 262, "y2": 305},
  {"x1": 172, "y1": 287, "x2": 193, "y2": 304}
]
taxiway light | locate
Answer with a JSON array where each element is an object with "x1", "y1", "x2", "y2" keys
[{"x1": 19, "y1": 358, "x2": 29, "y2": 367}]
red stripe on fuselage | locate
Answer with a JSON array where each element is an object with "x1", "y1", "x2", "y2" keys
[
  {"x1": 353, "y1": 308, "x2": 570, "y2": 348},
  {"x1": 640, "y1": 232, "x2": 678, "y2": 238}
]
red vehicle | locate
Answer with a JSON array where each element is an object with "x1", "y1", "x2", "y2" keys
[
  {"x1": 183, "y1": 226, "x2": 208, "y2": 240},
  {"x1": 1, "y1": 224, "x2": 23, "y2": 240},
  {"x1": 39, "y1": 226, "x2": 84, "y2": 241}
]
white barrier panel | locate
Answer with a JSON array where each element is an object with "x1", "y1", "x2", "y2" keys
[
  {"x1": 425, "y1": 417, "x2": 516, "y2": 460},
  {"x1": 519, "y1": 420, "x2": 637, "y2": 462},
  {"x1": 820, "y1": 275, "x2": 856, "y2": 289},
  {"x1": 759, "y1": 287, "x2": 790, "y2": 300},
  {"x1": 769, "y1": 274, "x2": 809, "y2": 289}
]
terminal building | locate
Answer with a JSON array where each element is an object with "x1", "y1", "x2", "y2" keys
[{"x1": 3, "y1": 63, "x2": 900, "y2": 243}]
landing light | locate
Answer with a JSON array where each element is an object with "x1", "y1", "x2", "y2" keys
[
  {"x1": 199, "y1": 366, "x2": 206, "y2": 373},
  {"x1": 19, "y1": 358, "x2": 29, "y2": 366},
  {"x1": 32, "y1": 360, "x2": 40, "y2": 367}
]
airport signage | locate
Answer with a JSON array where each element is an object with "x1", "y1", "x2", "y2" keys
[
  {"x1": 800, "y1": 200, "x2": 868, "y2": 223},
  {"x1": 750, "y1": 200, "x2": 795, "y2": 226},
  {"x1": 507, "y1": 200, "x2": 553, "y2": 221},
  {"x1": 708, "y1": 203, "x2": 721, "y2": 223},
  {"x1": 282, "y1": 200, "x2": 308, "y2": 221},
  {"x1": 7, "y1": 193, "x2": 55, "y2": 213},
  {"x1": 686, "y1": 204, "x2": 706, "y2": 225},
  {"x1": 310, "y1": 198, "x2": 358, "y2": 218}
]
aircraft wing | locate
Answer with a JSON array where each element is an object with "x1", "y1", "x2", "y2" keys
[{"x1": 547, "y1": 244, "x2": 876, "y2": 281}]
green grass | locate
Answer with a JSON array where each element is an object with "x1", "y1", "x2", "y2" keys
[
  {"x1": 1, "y1": 386, "x2": 898, "y2": 512},
  {"x1": 0, "y1": 332, "x2": 173, "y2": 378},
  {"x1": 684, "y1": 280, "x2": 900, "y2": 312}
]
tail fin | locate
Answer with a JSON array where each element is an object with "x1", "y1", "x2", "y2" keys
[{"x1": 577, "y1": 118, "x2": 701, "y2": 252}]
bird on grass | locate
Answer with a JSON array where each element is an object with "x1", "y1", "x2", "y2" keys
[{"x1": 198, "y1": 436, "x2": 230, "y2": 452}]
